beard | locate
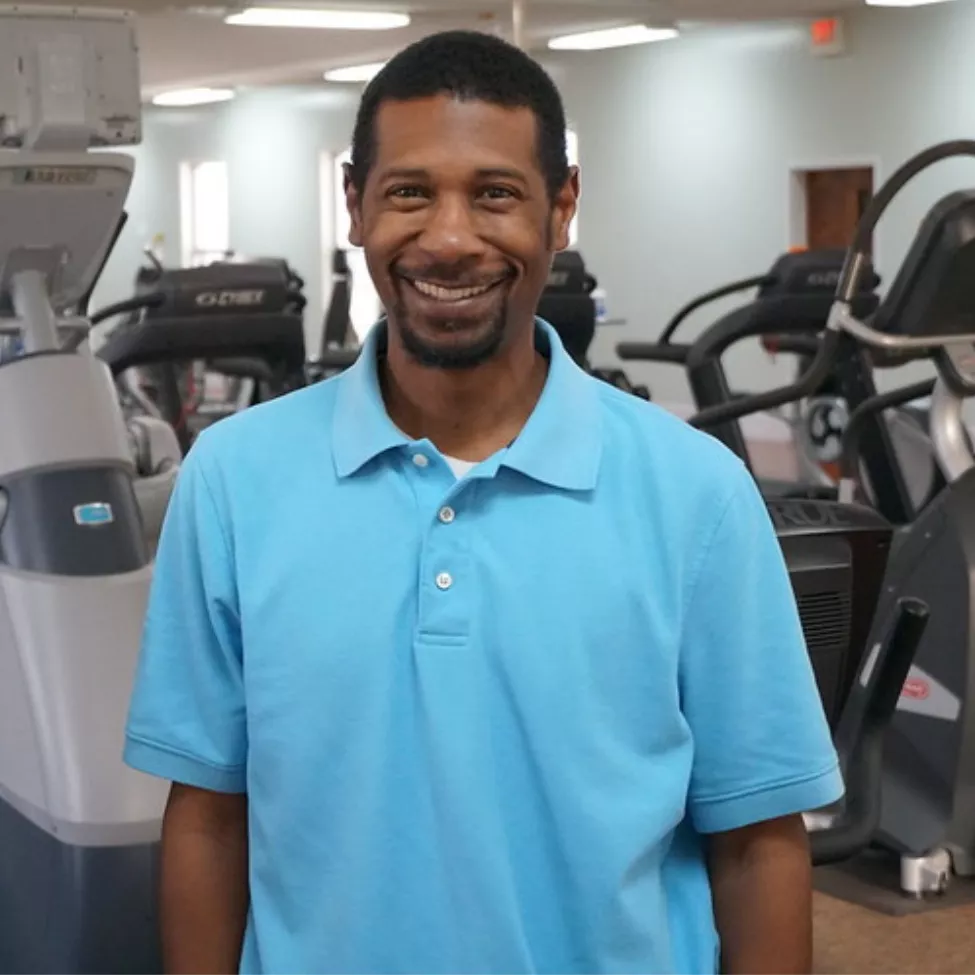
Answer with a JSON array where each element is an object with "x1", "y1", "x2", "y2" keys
[{"x1": 391, "y1": 293, "x2": 510, "y2": 371}]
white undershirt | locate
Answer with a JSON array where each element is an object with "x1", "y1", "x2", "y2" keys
[{"x1": 444, "y1": 455, "x2": 478, "y2": 479}]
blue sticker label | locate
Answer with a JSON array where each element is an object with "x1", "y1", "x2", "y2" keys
[{"x1": 73, "y1": 503, "x2": 114, "y2": 527}]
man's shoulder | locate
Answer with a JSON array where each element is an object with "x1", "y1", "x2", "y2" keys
[
  {"x1": 593, "y1": 380, "x2": 749, "y2": 489},
  {"x1": 191, "y1": 376, "x2": 340, "y2": 466}
]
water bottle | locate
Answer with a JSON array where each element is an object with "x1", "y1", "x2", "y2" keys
[{"x1": 592, "y1": 286, "x2": 608, "y2": 324}]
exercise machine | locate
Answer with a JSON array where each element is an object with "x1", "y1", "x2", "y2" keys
[
  {"x1": 690, "y1": 140, "x2": 975, "y2": 897},
  {"x1": 0, "y1": 7, "x2": 166, "y2": 970},
  {"x1": 96, "y1": 258, "x2": 308, "y2": 453},
  {"x1": 617, "y1": 249, "x2": 881, "y2": 497},
  {"x1": 539, "y1": 251, "x2": 650, "y2": 398}
]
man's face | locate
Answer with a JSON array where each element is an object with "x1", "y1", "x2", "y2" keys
[{"x1": 346, "y1": 95, "x2": 579, "y2": 369}]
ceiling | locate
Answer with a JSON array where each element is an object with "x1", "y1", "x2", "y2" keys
[{"x1": 54, "y1": 0, "x2": 870, "y2": 94}]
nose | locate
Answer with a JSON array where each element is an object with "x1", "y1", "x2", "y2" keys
[{"x1": 416, "y1": 193, "x2": 487, "y2": 264}]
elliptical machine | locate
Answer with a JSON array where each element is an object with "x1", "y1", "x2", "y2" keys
[
  {"x1": 0, "y1": 7, "x2": 165, "y2": 971},
  {"x1": 691, "y1": 140, "x2": 975, "y2": 898}
]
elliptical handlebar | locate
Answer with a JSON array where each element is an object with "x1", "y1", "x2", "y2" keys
[
  {"x1": 838, "y1": 379, "x2": 936, "y2": 487},
  {"x1": 811, "y1": 597, "x2": 930, "y2": 866}
]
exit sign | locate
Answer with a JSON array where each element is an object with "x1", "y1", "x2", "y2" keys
[{"x1": 810, "y1": 16, "x2": 846, "y2": 57}]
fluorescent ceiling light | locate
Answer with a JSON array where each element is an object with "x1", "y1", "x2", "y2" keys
[
  {"x1": 225, "y1": 7, "x2": 410, "y2": 29},
  {"x1": 152, "y1": 87, "x2": 235, "y2": 106},
  {"x1": 865, "y1": 0, "x2": 954, "y2": 5},
  {"x1": 548, "y1": 24, "x2": 678, "y2": 51},
  {"x1": 324, "y1": 61, "x2": 387, "y2": 82}
]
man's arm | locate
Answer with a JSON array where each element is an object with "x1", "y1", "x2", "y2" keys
[
  {"x1": 121, "y1": 438, "x2": 250, "y2": 972},
  {"x1": 677, "y1": 461, "x2": 843, "y2": 972},
  {"x1": 160, "y1": 784, "x2": 250, "y2": 975},
  {"x1": 707, "y1": 815, "x2": 814, "y2": 975}
]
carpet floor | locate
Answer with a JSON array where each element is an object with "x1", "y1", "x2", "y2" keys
[{"x1": 814, "y1": 892, "x2": 975, "y2": 973}]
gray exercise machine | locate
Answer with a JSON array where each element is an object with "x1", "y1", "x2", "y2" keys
[
  {"x1": 691, "y1": 140, "x2": 975, "y2": 898},
  {"x1": 0, "y1": 6, "x2": 166, "y2": 971}
]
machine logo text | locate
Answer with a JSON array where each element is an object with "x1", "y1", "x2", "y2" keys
[{"x1": 194, "y1": 289, "x2": 266, "y2": 308}]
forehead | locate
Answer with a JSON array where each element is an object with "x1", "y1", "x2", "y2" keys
[{"x1": 370, "y1": 95, "x2": 542, "y2": 179}]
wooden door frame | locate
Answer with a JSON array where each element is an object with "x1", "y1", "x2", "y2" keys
[{"x1": 787, "y1": 156, "x2": 884, "y2": 267}]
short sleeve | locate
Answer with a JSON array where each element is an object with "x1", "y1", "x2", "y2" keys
[
  {"x1": 680, "y1": 464, "x2": 844, "y2": 834},
  {"x1": 123, "y1": 436, "x2": 247, "y2": 793}
]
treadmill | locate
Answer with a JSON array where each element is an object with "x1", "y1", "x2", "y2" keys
[{"x1": 96, "y1": 260, "x2": 308, "y2": 452}]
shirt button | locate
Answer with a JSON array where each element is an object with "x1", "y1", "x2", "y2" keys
[
  {"x1": 413, "y1": 453, "x2": 429, "y2": 469},
  {"x1": 438, "y1": 506, "x2": 456, "y2": 524},
  {"x1": 436, "y1": 572, "x2": 453, "y2": 591}
]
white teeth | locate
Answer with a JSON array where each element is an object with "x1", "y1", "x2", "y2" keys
[{"x1": 411, "y1": 279, "x2": 495, "y2": 302}]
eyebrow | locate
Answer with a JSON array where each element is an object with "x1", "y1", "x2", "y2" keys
[{"x1": 378, "y1": 166, "x2": 530, "y2": 183}]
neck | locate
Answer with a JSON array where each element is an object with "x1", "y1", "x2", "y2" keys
[{"x1": 380, "y1": 322, "x2": 548, "y2": 462}]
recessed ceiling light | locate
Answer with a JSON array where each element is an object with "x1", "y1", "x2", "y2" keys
[
  {"x1": 151, "y1": 87, "x2": 236, "y2": 106},
  {"x1": 225, "y1": 7, "x2": 410, "y2": 29},
  {"x1": 864, "y1": 0, "x2": 955, "y2": 5},
  {"x1": 547, "y1": 24, "x2": 679, "y2": 51},
  {"x1": 324, "y1": 61, "x2": 387, "y2": 82}
]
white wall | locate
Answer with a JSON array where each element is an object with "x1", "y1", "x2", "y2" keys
[
  {"x1": 559, "y1": 1, "x2": 975, "y2": 405},
  {"x1": 95, "y1": 2, "x2": 975, "y2": 398}
]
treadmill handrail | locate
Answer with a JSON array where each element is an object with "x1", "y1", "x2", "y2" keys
[
  {"x1": 659, "y1": 274, "x2": 772, "y2": 344},
  {"x1": 839, "y1": 379, "x2": 937, "y2": 483},
  {"x1": 616, "y1": 342, "x2": 692, "y2": 365},
  {"x1": 98, "y1": 316, "x2": 307, "y2": 376}
]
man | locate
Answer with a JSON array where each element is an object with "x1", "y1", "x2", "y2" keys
[{"x1": 124, "y1": 29, "x2": 843, "y2": 975}]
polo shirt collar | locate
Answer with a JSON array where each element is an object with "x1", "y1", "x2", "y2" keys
[{"x1": 331, "y1": 318, "x2": 602, "y2": 491}]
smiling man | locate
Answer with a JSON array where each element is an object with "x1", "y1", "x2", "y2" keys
[{"x1": 123, "y1": 29, "x2": 843, "y2": 975}]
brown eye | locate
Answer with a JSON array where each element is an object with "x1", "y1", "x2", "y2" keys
[
  {"x1": 388, "y1": 185, "x2": 429, "y2": 200},
  {"x1": 481, "y1": 186, "x2": 516, "y2": 201}
]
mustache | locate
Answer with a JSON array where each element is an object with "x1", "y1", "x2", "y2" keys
[{"x1": 394, "y1": 264, "x2": 514, "y2": 288}]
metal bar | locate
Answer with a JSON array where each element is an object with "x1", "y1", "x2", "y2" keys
[
  {"x1": 831, "y1": 301, "x2": 975, "y2": 352},
  {"x1": 512, "y1": 0, "x2": 526, "y2": 49},
  {"x1": 10, "y1": 269, "x2": 59, "y2": 353},
  {"x1": 930, "y1": 375, "x2": 975, "y2": 484}
]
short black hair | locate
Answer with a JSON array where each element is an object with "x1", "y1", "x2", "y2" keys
[{"x1": 349, "y1": 30, "x2": 569, "y2": 201}]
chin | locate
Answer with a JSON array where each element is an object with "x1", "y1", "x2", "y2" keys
[{"x1": 398, "y1": 315, "x2": 507, "y2": 370}]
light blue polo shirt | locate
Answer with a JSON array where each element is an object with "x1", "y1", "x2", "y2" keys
[{"x1": 124, "y1": 319, "x2": 843, "y2": 975}]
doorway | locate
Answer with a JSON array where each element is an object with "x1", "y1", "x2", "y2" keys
[{"x1": 793, "y1": 166, "x2": 875, "y2": 252}]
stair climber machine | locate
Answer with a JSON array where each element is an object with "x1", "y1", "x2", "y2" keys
[
  {"x1": 689, "y1": 139, "x2": 975, "y2": 898},
  {"x1": 95, "y1": 257, "x2": 308, "y2": 453},
  {"x1": 0, "y1": 7, "x2": 167, "y2": 972}
]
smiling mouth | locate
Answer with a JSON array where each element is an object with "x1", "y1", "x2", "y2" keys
[{"x1": 400, "y1": 275, "x2": 507, "y2": 304}]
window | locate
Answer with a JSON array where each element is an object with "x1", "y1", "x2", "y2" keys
[
  {"x1": 333, "y1": 148, "x2": 381, "y2": 341},
  {"x1": 179, "y1": 160, "x2": 230, "y2": 267},
  {"x1": 566, "y1": 127, "x2": 579, "y2": 247}
]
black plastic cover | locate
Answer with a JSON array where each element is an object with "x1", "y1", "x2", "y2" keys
[
  {"x1": 0, "y1": 466, "x2": 149, "y2": 576},
  {"x1": 874, "y1": 190, "x2": 975, "y2": 339},
  {"x1": 770, "y1": 496, "x2": 893, "y2": 727},
  {"x1": 144, "y1": 261, "x2": 303, "y2": 320},
  {"x1": 97, "y1": 314, "x2": 306, "y2": 377},
  {"x1": 759, "y1": 248, "x2": 880, "y2": 299}
]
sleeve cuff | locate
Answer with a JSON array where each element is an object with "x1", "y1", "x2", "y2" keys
[
  {"x1": 691, "y1": 763, "x2": 845, "y2": 834},
  {"x1": 124, "y1": 735, "x2": 247, "y2": 794}
]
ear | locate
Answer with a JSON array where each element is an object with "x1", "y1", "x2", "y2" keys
[
  {"x1": 550, "y1": 165, "x2": 580, "y2": 253},
  {"x1": 343, "y1": 162, "x2": 364, "y2": 248}
]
